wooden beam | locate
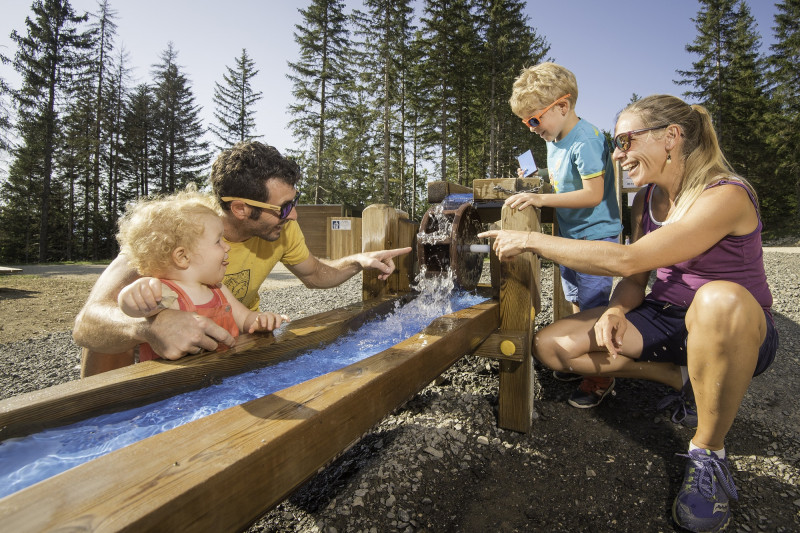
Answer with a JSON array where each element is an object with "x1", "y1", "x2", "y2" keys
[
  {"x1": 0, "y1": 295, "x2": 403, "y2": 440},
  {"x1": 0, "y1": 300, "x2": 499, "y2": 532},
  {"x1": 472, "y1": 178, "x2": 552, "y2": 201},
  {"x1": 427, "y1": 180, "x2": 473, "y2": 204},
  {"x1": 361, "y1": 204, "x2": 400, "y2": 300},
  {"x1": 496, "y1": 204, "x2": 540, "y2": 433},
  {"x1": 472, "y1": 330, "x2": 527, "y2": 362}
]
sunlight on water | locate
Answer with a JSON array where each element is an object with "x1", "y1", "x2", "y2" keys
[{"x1": 0, "y1": 271, "x2": 485, "y2": 499}]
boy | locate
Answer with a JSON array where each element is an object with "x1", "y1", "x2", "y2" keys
[{"x1": 505, "y1": 62, "x2": 622, "y2": 408}]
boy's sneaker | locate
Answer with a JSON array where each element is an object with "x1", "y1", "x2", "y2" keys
[
  {"x1": 658, "y1": 380, "x2": 698, "y2": 428},
  {"x1": 673, "y1": 448, "x2": 738, "y2": 532},
  {"x1": 553, "y1": 370, "x2": 582, "y2": 382},
  {"x1": 567, "y1": 377, "x2": 615, "y2": 408}
]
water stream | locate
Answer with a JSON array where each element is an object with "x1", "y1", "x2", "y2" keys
[{"x1": 0, "y1": 270, "x2": 485, "y2": 499}]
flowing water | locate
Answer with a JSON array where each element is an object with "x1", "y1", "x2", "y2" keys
[{"x1": 0, "y1": 270, "x2": 485, "y2": 499}]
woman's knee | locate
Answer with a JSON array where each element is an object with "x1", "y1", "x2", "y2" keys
[{"x1": 687, "y1": 281, "x2": 765, "y2": 343}]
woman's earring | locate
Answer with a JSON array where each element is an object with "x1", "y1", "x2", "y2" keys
[{"x1": 666, "y1": 152, "x2": 672, "y2": 164}]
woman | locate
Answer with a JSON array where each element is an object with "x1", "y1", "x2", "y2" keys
[{"x1": 479, "y1": 94, "x2": 778, "y2": 533}]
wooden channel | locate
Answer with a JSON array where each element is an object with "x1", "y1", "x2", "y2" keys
[
  {"x1": 0, "y1": 294, "x2": 405, "y2": 440},
  {"x1": 0, "y1": 298, "x2": 499, "y2": 532}
]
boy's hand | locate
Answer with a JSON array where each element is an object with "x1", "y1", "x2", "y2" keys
[
  {"x1": 248, "y1": 312, "x2": 291, "y2": 333},
  {"x1": 118, "y1": 277, "x2": 165, "y2": 317},
  {"x1": 505, "y1": 192, "x2": 543, "y2": 210}
]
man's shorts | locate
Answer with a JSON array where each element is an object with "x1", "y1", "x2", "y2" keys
[{"x1": 626, "y1": 298, "x2": 778, "y2": 376}]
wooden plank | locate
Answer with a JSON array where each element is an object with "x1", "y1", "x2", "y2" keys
[
  {"x1": 326, "y1": 216, "x2": 362, "y2": 260},
  {"x1": 0, "y1": 295, "x2": 402, "y2": 440},
  {"x1": 361, "y1": 204, "x2": 400, "y2": 300},
  {"x1": 427, "y1": 180, "x2": 473, "y2": 204},
  {"x1": 473, "y1": 178, "x2": 552, "y2": 201},
  {"x1": 0, "y1": 300, "x2": 499, "y2": 533},
  {"x1": 395, "y1": 217, "x2": 418, "y2": 293},
  {"x1": 296, "y1": 205, "x2": 346, "y2": 258},
  {"x1": 551, "y1": 218, "x2": 575, "y2": 321},
  {"x1": 496, "y1": 204, "x2": 539, "y2": 433},
  {"x1": 472, "y1": 330, "x2": 526, "y2": 362}
]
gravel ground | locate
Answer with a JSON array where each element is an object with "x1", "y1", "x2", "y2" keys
[{"x1": 1, "y1": 250, "x2": 799, "y2": 532}]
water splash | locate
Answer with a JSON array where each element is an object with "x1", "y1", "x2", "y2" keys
[
  {"x1": 416, "y1": 203, "x2": 450, "y2": 245},
  {"x1": 0, "y1": 277, "x2": 484, "y2": 499}
]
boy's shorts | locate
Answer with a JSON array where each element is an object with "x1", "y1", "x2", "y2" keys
[
  {"x1": 626, "y1": 298, "x2": 778, "y2": 376},
  {"x1": 560, "y1": 236, "x2": 618, "y2": 311}
]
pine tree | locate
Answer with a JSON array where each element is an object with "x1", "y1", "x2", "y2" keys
[
  {"x1": 477, "y1": 0, "x2": 549, "y2": 180},
  {"x1": 288, "y1": 0, "x2": 352, "y2": 204},
  {"x1": 87, "y1": 0, "x2": 118, "y2": 258},
  {"x1": 8, "y1": 0, "x2": 94, "y2": 262},
  {"x1": 416, "y1": 0, "x2": 482, "y2": 185},
  {"x1": 210, "y1": 48, "x2": 263, "y2": 150},
  {"x1": 766, "y1": 0, "x2": 800, "y2": 223},
  {"x1": 122, "y1": 83, "x2": 157, "y2": 198},
  {"x1": 676, "y1": 0, "x2": 770, "y2": 213},
  {"x1": 351, "y1": 0, "x2": 415, "y2": 206},
  {"x1": 150, "y1": 43, "x2": 210, "y2": 193}
]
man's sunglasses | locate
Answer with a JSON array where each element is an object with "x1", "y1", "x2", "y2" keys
[
  {"x1": 613, "y1": 125, "x2": 670, "y2": 151},
  {"x1": 221, "y1": 195, "x2": 299, "y2": 220},
  {"x1": 521, "y1": 93, "x2": 571, "y2": 128}
]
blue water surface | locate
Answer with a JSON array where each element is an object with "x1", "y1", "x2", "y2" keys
[{"x1": 0, "y1": 280, "x2": 484, "y2": 499}]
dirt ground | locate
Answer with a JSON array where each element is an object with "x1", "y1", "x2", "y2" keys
[
  {"x1": 2, "y1": 257, "x2": 799, "y2": 532},
  {"x1": 0, "y1": 268, "x2": 103, "y2": 345}
]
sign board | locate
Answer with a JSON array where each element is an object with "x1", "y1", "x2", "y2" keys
[
  {"x1": 330, "y1": 219, "x2": 352, "y2": 231},
  {"x1": 622, "y1": 170, "x2": 635, "y2": 189}
]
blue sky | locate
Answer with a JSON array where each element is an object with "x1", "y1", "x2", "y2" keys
[{"x1": 0, "y1": 0, "x2": 781, "y2": 157}]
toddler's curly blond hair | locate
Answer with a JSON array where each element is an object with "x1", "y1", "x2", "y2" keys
[{"x1": 116, "y1": 189, "x2": 222, "y2": 277}]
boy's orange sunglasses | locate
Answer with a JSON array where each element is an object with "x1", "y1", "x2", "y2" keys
[{"x1": 521, "y1": 93, "x2": 571, "y2": 128}]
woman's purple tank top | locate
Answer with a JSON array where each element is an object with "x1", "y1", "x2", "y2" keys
[{"x1": 641, "y1": 180, "x2": 773, "y2": 313}]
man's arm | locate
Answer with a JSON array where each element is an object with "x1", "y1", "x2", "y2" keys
[
  {"x1": 72, "y1": 255, "x2": 151, "y2": 353},
  {"x1": 286, "y1": 247, "x2": 412, "y2": 289},
  {"x1": 73, "y1": 255, "x2": 236, "y2": 360}
]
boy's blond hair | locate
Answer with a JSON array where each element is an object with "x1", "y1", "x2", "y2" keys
[
  {"x1": 117, "y1": 189, "x2": 223, "y2": 277},
  {"x1": 509, "y1": 62, "x2": 579, "y2": 117}
]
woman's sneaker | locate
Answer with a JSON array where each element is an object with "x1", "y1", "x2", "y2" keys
[
  {"x1": 567, "y1": 377, "x2": 615, "y2": 408},
  {"x1": 553, "y1": 370, "x2": 582, "y2": 382},
  {"x1": 658, "y1": 380, "x2": 698, "y2": 428},
  {"x1": 673, "y1": 448, "x2": 738, "y2": 532}
]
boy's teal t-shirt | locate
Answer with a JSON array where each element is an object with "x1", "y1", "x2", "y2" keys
[{"x1": 547, "y1": 118, "x2": 622, "y2": 240}]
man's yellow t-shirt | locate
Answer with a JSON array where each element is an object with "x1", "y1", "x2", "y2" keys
[{"x1": 222, "y1": 220, "x2": 310, "y2": 311}]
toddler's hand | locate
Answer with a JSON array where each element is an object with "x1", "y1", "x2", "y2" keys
[
  {"x1": 118, "y1": 277, "x2": 165, "y2": 317},
  {"x1": 248, "y1": 312, "x2": 291, "y2": 333}
]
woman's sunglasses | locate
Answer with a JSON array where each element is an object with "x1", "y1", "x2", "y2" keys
[
  {"x1": 221, "y1": 195, "x2": 299, "y2": 220},
  {"x1": 613, "y1": 125, "x2": 670, "y2": 151},
  {"x1": 521, "y1": 93, "x2": 571, "y2": 128}
]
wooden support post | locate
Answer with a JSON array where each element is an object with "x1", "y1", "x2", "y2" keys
[
  {"x1": 361, "y1": 204, "x2": 416, "y2": 300},
  {"x1": 0, "y1": 300, "x2": 498, "y2": 532},
  {"x1": 496, "y1": 204, "x2": 540, "y2": 433},
  {"x1": 551, "y1": 218, "x2": 575, "y2": 321}
]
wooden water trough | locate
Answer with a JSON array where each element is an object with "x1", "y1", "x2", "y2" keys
[{"x1": 0, "y1": 197, "x2": 545, "y2": 531}]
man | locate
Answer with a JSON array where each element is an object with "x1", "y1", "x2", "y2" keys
[{"x1": 73, "y1": 141, "x2": 410, "y2": 376}]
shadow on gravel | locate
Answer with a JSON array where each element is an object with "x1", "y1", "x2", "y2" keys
[{"x1": 0, "y1": 287, "x2": 39, "y2": 300}]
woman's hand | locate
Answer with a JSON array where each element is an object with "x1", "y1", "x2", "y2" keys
[
  {"x1": 593, "y1": 307, "x2": 628, "y2": 358},
  {"x1": 477, "y1": 229, "x2": 533, "y2": 262}
]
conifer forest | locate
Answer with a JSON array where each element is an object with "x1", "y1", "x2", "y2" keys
[{"x1": 0, "y1": 0, "x2": 798, "y2": 263}]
